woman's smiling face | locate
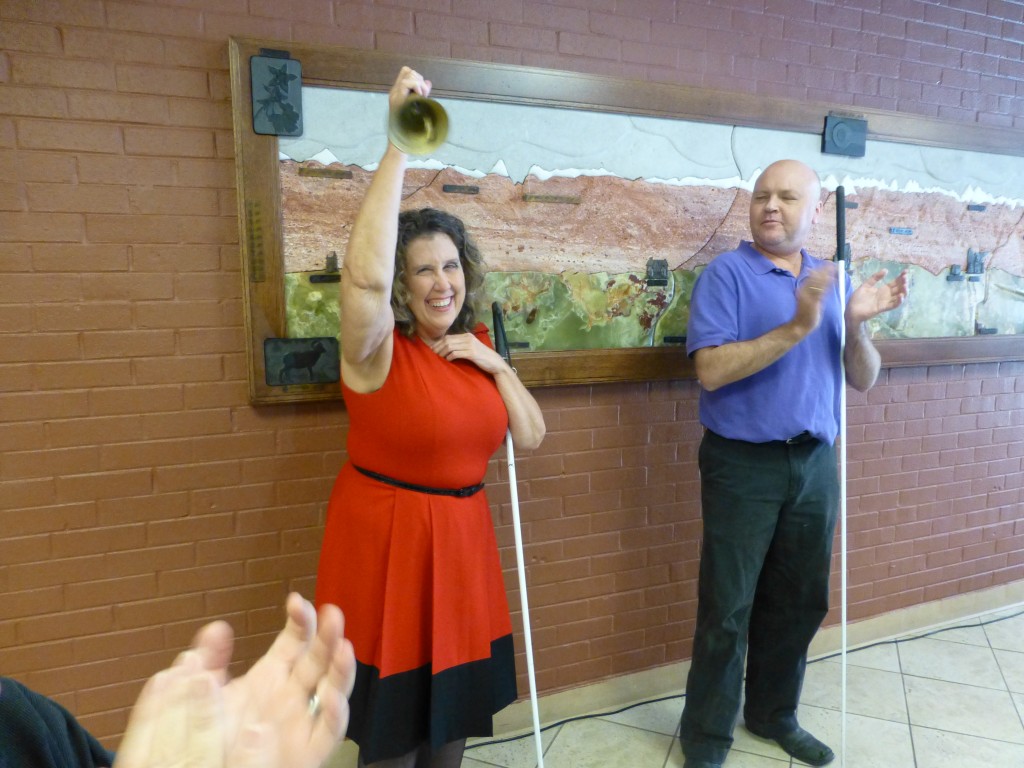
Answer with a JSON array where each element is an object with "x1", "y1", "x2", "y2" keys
[{"x1": 402, "y1": 232, "x2": 466, "y2": 343}]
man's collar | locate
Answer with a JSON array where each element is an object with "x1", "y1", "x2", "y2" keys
[{"x1": 738, "y1": 240, "x2": 801, "y2": 275}]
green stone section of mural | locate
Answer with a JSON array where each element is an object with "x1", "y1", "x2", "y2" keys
[
  {"x1": 858, "y1": 259, "x2": 1024, "y2": 339},
  {"x1": 284, "y1": 273, "x2": 341, "y2": 340},
  {"x1": 483, "y1": 270, "x2": 695, "y2": 350},
  {"x1": 654, "y1": 271, "x2": 697, "y2": 346},
  {"x1": 980, "y1": 269, "x2": 1024, "y2": 335},
  {"x1": 285, "y1": 264, "x2": 1020, "y2": 347},
  {"x1": 285, "y1": 270, "x2": 695, "y2": 350}
]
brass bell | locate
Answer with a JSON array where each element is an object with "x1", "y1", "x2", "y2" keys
[{"x1": 387, "y1": 95, "x2": 449, "y2": 156}]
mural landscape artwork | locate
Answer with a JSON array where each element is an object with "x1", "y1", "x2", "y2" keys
[{"x1": 280, "y1": 159, "x2": 1024, "y2": 353}]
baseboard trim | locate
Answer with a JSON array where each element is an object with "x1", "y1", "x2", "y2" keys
[{"x1": 809, "y1": 579, "x2": 1024, "y2": 657}]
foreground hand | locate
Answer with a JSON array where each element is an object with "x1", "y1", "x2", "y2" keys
[
  {"x1": 220, "y1": 594, "x2": 354, "y2": 768},
  {"x1": 847, "y1": 268, "x2": 909, "y2": 324},
  {"x1": 115, "y1": 650, "x2": 224, "y2": 768},
  {"x1": 115, "y1": 594, "x2": 355, "y2": 768}
]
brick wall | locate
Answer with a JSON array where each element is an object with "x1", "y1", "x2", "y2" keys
[{"x1": 1, "y1": 0, "x2": 1022, "y2": 744}]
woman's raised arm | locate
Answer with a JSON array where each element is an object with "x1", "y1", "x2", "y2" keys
[{"x1": 339, "y1": 67, "x2": 430, "y2": 392}]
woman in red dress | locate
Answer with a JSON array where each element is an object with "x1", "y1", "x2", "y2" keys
[{"x1": 315, "y1": 67, "x2": 546, "y2": 768}]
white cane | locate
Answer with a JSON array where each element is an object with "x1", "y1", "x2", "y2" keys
[
  {"x1": 835, "y1": 186, "x2": 849, "y2": 768},
  {"x1": 492, "y1": 302, "x2": 546, "y2": 768}
]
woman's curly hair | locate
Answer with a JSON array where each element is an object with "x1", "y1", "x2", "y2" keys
[{"x1": 392, "y1": 208, "x2": 486, "y2": 338}]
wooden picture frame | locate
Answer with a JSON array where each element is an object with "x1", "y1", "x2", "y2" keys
[{"x1": 229, "y1": 36, "x2": 1024, "y2": 405}]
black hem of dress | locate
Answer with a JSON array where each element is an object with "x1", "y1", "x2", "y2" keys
[{"x1": 346, "y1": 634, "x2": 517, "y2": 763}]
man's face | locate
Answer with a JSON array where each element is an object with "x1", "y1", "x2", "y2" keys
[{"x1": 748, "y1": 161, "x2": 822, "y2": 260}]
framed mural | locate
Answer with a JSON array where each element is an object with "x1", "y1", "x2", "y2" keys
[{"x1": 229, "y1": 37, "x2": 1024, "y2": 405}]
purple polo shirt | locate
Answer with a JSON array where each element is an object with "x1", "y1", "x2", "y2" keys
[{"x1": 686, "y1": 240, "x2": 850, "y2": 445}]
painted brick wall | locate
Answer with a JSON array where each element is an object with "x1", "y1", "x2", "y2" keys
[{"x1": 1, "y1": 0, "x2": 1022, "y2": 744}]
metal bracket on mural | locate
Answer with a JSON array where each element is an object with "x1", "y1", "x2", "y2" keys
[
  {"x1": 310, "y1": 251, "x2": 341, "y2": 283},
  {"x1": 966, "y1": 249, "x2": 987, "y2": 282},
  {"x1": 522, "y1": 193, "x2": 580, "y2": 204},
  {"x1": 298, "y1": 167, "x2": 352, "y2": 180},
  {"x1": 645, "y1": 258, "x2": 669, "y2": 287},
  {"x1": 443, "y1": 184, "x2": 480, "y2": 195},
  {"x1": 947, "y1": 249, "x2": 988, "y2": 283}
]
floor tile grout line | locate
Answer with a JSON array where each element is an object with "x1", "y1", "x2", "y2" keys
[
  {"x1": 467, "y1": 607, "x2": 1024, "y2": 767},
  {"x1": 895, "y1": 612, "x2": 1024, "y2": 768},
  {"x1": 911, "y1": 721, "x2": 1024, "y2": 750},
  {"x1": 985, "y1": 618, "x2": 1024, "y2": 737},
  {"x1": 900, "y1": 669, "x2": 1013, "y2": 693}
]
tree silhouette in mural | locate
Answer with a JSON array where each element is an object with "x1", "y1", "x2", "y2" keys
[{"x1": 254, "y1": 63, "x2": 300, "y2": 134}]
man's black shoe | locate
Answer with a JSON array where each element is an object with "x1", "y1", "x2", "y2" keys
[{"x1": 747, "y1": 725, "x2": 834, "y2": 766}]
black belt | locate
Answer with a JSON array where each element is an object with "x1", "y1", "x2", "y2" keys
[
  {"x1": 706, "y1": 429, "x2": 819, "y2": 446},
  {"x1": 353, "y1": 465, "x2": 485, "y2": 498}
]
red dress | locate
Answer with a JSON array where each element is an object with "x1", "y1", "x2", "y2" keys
[{"x1": 315, "y1": 324, "x2": 516, "y2": 762}]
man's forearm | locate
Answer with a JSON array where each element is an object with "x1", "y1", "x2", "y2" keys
[
  {"x1": 843, "y1": 321, "x2": 881, "y2": 391},
  {"x1": 694, "y1": 322, "x2": 807, "y2": 391}
]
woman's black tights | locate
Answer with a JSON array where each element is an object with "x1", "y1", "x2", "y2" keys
[{"x1": 357, "y1": 739, "x2": 466, "y2": 768}]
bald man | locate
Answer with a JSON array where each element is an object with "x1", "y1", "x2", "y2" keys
[{"x1": 679, "y1": 160, "x2": 908, "y2": 768}]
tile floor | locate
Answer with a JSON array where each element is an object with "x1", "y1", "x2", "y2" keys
[{"x1": 462, "y1": 605, "x2": 1024, "y2": 768}]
